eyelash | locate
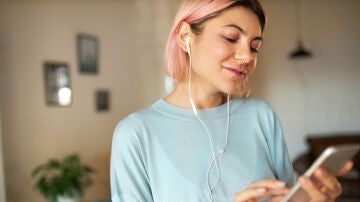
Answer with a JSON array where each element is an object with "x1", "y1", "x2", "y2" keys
[
  {"x1": 224, "y1": 37, "x2": 260, "y2": 53},
  {"x1": 251, "y1": 47, "x2": 259, "y2": 53},
  {"x1": 224, "y1": 36, "x2": 237, "y2": 43}
]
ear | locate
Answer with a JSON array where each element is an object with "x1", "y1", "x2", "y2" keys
[{"x1": 177, "y1": 21, "x2": 193, "y2": 53}]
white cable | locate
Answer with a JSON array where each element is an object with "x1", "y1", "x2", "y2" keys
[
  {"x1": 186, "y1": 40, "x2": 231, "y2": 201},
  {"x1": 187, "y1": 40, "x2": 197, "y2": 115},
  {"x1": 205, "y1": 94, "x2": 230, "y2": 200}
]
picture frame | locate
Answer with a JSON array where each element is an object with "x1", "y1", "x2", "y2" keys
[
  {"x1": 77, "y1": 33, "x2": 99, "y2": 74},
  {"x1": 96, "y1": 90, "x2": 110, "y2": 112},
  {"x1": 44, "y1": 62, "x2": 72, "y2": 106}
]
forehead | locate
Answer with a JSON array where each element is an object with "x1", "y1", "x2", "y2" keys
[{"x1": 203, "y1": 6, "x2": 262, "y2": 36}]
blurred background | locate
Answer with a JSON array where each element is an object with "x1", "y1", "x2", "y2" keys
[{"x1": 0, "y1": 0, "x2": 359, "y2": 201}]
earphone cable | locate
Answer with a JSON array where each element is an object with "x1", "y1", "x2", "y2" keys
[{"x1": 186, "y1": 38, "x2": 231, "y2": 201}]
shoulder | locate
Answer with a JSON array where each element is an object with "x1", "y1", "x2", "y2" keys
[
  {"x1": 248, "y1": 97, "x2": 273, "y2": 109},
  {"x1": 233, "y1": 97, "x2": 281, "y2": 130},
  {"x1": 112, "y1": 103, "x2": 157, "y2": 141},
  {"x1": 233, "y1": 97, "x2": 275, "y2": 114},
  {"x1": 113, "y1": 113, "x2": 142, "y2": 136},
  {"x1": 116, "y1": 106, "x2": 153, "y2": 129},
  {"x1": 112, "y1": 99, "x2": 168, "y2": 139}
]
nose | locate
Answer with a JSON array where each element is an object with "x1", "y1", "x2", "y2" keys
[{"x1": 233, "y1": 45, "x2": 253, "y2": 65}]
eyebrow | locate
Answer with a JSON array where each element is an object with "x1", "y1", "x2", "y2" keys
[{"x1": 223, "y1": 24, "x2": 263, "y2": 41}]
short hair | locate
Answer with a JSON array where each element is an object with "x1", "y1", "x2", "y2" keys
[{"x1": 164, "y1": 0, "x2": 266, "y2": 81}]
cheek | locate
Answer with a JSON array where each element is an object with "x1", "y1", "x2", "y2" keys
[
  {"x1": 206, "y1": 43, "x2": 233, "y2": 62},
  {"x1": 192, "y1": 40, "x2": 233, "y2": 72},
  {"x1": 196, "y1": 38, "x2": 232, "y2": 60},
  {"x1": 213, "y1": 42, "x2": 232, "y2": 56}
]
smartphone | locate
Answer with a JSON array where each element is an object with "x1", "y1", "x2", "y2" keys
[{"x1": 281, "y1": 144, "x2": 360, "y2": 202}]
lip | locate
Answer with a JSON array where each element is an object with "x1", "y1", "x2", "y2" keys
[{"x1": 224, "y1": 67, "x2": 248, "y2": 79}]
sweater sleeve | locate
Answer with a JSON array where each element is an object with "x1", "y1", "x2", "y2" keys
[
  {"x1": 256, "y1": 99, "x2": 295, "y2": 186},
  {"x1": 271, "y1": 113, "x2": 295, "y2": 185},
  {"x1": 110, "y1": 115, "x2": 153, "y2": 202}
]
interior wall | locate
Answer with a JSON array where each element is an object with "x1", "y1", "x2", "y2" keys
[
  {"x1": 0, "y1": 0, "x2": 178, "y2": 201},
  {"x1": 253, "y1": 0, "x2": 360, "y2": 159},
  {"x1": 1, "y1": 0, "x2": 359, "y2": 201},
  {"x1": 0, "y1": 111, "x2": 6, "y2": 202}
]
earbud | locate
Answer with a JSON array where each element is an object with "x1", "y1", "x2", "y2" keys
[{"x1": 185, "y1": 37, "x2": 191, "y2": 53}]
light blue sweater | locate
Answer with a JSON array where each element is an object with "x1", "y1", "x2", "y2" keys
[{"x1": 110, "y1": 98, "x2": 294, "y2": 202}]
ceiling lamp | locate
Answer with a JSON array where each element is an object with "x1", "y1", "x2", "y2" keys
[{"x1": 289, "y1": 0, "x2": 312, "y2": 59}]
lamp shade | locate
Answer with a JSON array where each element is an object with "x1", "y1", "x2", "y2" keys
[{"x1": 289, "y1": 40, "x2": 312, "y2": 59}]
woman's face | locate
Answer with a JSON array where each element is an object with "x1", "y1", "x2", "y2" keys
[{"x1": 190, "y1": 6, "x2": 262, "y2": 96}]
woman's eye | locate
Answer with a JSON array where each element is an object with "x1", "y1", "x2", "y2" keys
[
  {"x1": 250, "y1": 47, "x2": 259, "y2": 53},
  {"x1": 250, "y1": 42, "x2": 262, "y2": 53},
  {"x1": 224, "y1": 36, "x2": 237, "y2": 43}
]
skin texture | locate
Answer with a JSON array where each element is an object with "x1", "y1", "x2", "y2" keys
[{"x1": 165, "y1": 5, "x2": 353, "y2": 202}]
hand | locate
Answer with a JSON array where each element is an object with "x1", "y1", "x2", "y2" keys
[
  {"x1": 234, "y1": 179, "x2": 290, "y2": 202},
  {"x1": 297, "y1": 161, "x2": 353, "y2": 202}
]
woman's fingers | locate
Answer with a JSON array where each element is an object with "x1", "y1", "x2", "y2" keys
[
  {"x1": 234, "y1": 179, "x2": 289, "y2": 202},
  {"x1": 248, "y1": 179, "x2": 286, "y2": 189},
  {"x1": 337, "y1": 161, "x2": 353, "y2": 176},
  {"x1": 298, "y1": 164, "x2": 348, "y2": 202},
  {"x1": 298, "y1": 176, "x2": 332, "y2": 202},
  {"x1": 298, "y1": 161, "x2": 353, "y2": 201},
  {"x1": 313, "y1": 167, "x2": 342, "y2": 198},
  {"x1": 267, "y1": 196, "x2": 284, "y2": 202},
  {"x1": 234, "y1": 187, "x2": 288, "y2": 202},
  {"x1": 234, "y1": 187, "x2": 266, "y2": 202}
]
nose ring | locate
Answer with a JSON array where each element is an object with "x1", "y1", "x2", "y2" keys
[
  {"x1": 240, "y1": 58, "x2": 249, "y2": 65},
  {"x1": 234, "y1": 54, "x2": 250, "y2": 65}
]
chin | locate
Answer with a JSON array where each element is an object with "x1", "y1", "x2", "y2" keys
[
  {"x1": 221, "y1": 87, "x2": 237, "y2": 96},
  {"x1": 222, "y1": 83, "x2": 246, "y2": 97}
]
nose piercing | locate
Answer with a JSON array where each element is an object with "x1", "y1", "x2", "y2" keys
[
  {"x1": 234, "y1": 55, "x2": 250, "y2": 65},
  {"x1": 240, "y1": 58, "x2": 249, "y2": 65}
]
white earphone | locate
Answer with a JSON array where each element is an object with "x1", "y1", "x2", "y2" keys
[
  {"x1": 185, "y1": 37, "x2": 231, "y2": 201},
  {"x1": 185, "y1": 37, "x2": 198, "y2": 115},
  {"x1": 185, "y1": 37, "x2": 191, "y2": 52}
]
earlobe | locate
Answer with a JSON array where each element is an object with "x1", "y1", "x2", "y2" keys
[{"x1": 177, "y1": 21, "x2": 192, "y2": 53}]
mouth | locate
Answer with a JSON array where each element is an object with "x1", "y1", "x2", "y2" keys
[{"x1": 224, "y1": 67, "x2": 247, "y2": 79}]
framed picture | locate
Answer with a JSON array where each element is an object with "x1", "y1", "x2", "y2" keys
[
  {"x1": 44, "y1": 62, "x2": 72, "y2": 106},
  {"x1": 96, "y1": 90, "x2": 110, "y2": 112},
  {"x1": 77, "y1": 33, "x2": 99, "y2": 73}
]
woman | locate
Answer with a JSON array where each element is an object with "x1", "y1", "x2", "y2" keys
[{"x1": 110, "y1": 0, "x2": 352, "y2": 201}]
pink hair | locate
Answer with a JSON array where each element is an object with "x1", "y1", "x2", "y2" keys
[{"x1": 165, "y1": 0, "x2": 237, "y2": 81}]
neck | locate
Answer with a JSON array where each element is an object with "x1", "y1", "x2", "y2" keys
[{"x1": 165, "y1": 81, "x2": 228, "y2": 109}]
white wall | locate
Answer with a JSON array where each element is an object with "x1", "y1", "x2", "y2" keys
[
  {"x1": 0, "y1": 0, "x2": 178, "y2": 201},
  {"x1": 0, "y1": 111, "x2": 6, "y2": 202},
  {"x1": 253, "y1": 0, "x2": 360, "y2": 159},
  {"x1": 0, "y1": 0, "x2": 359, "y2": 201}
]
